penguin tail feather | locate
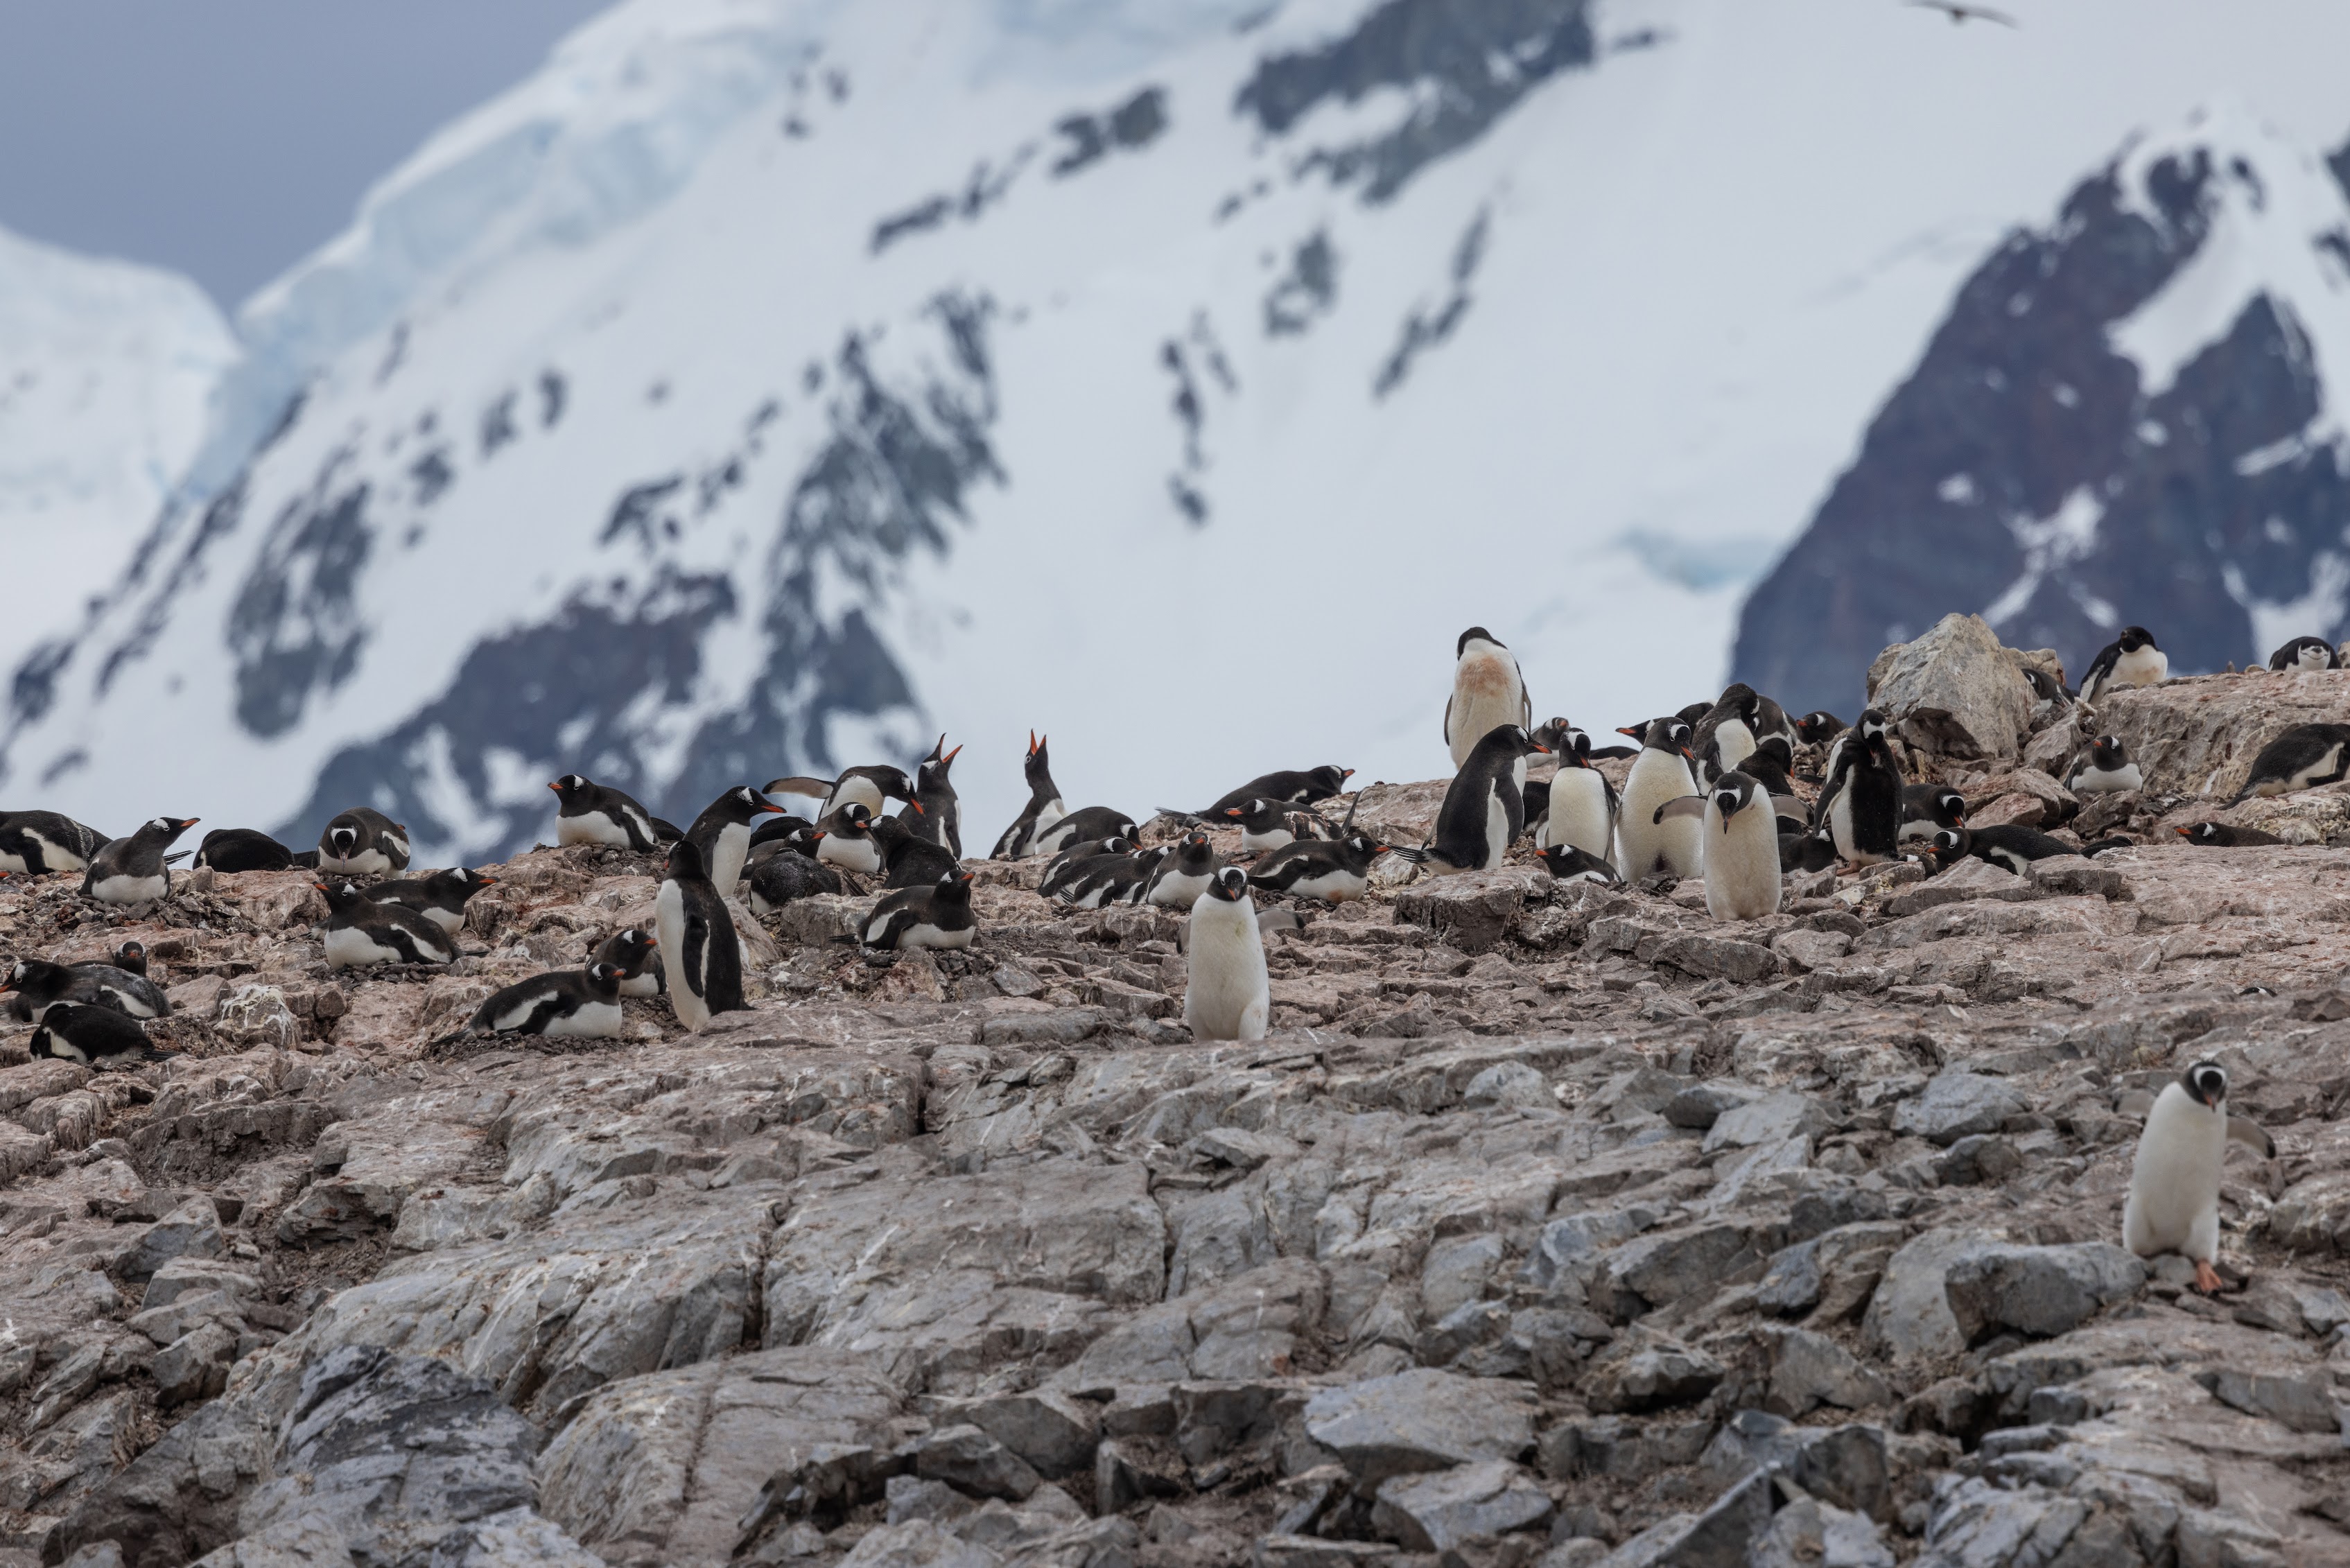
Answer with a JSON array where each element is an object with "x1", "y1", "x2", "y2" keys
[{"x1": 1383, "y1": 846, "x2": 1429, "y2": 864}]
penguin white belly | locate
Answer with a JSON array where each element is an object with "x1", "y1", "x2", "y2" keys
[
  {"x1": 899, "y1": 922, "x2": 975, "y2": 952},
  {"x1": 1828, "y1": 789, "x2": 1868, "y2": 863},
  {"x1": 2123, "y1": 1083, "x2": 2227, "y2": 1260},
  {"x1": 402, "y1": 905, "x2": 464, "y2": 935},
  {"x1": 1714, "y1": 720, "x2": 1756, "y2": 776},
  {"x1": 1183, "y1": 900, "x2": 1269, "y2": 1042},
  {"x1": 2071, "y1": 763, "x2": 2143, "y2": 795},
  {"x1": 89, "y1": 873, "x2": 168, "y2": 905},
  {"x1": 1484, "y1": 790, "x2": 1512, "y2": 869},
  {"x1": 559, "y1": 812, "x2": 633, "y2": 849},
  {"x1": 1032, "y1": 799, "x2": 1068, "y2": 839},
  {"x1": 27, "y1": 831, "x2": 92, "y2": 872},
  {"x1": 35, "y1": 1032, "x2": 92, "y2": 1065},
  {"x1": 1240, "y1": 826, "x2": 1296, "y2": 855},
  {"x1": 1286, "y1": 868, "x2": 1366, "y2": 903},
  {"x1": 1618, "y1": 753, "x2": 1699, "y2": 879},
  {"x1": 94, "y1": 984, "x2": 163, "y2": 1020},
  {"x1": 817, "y1": 837, "x2": 882, "y2": 875},
  {"x1": 834, "y1": 778, "x2": 885, "y2": 815},
  {"x1": 320, "y1": 849, "x2": 393, "y2": 877},
  {"x1": 1704, "y1": 805, "x2": 1782, "y2": 921},
  {"x1": 1447, "y1": 652, "x2": 1527, "y2": 767},
  {"x1": 617, "y1": 971, "x2": 661, "y2": 998},
  {"x1": 1149, "y1": 871, "x2": 1214, "y2": 908},
  {"x1": 654, "y1": 882, "x2": 710, "y2": 1031},
  {"x1": 2110, "y1": 647, "x2": 2168, "y2": 688},
  {"x1": 2272, "y1": 742, "x2": 2347, "y2": 794},
  {"x1": 543, "y1": 1000, "x2": 625, "y2": 1039},
  {"x1": 0, "y1": 849, "x2": 25, "y2": 875},
  {"x1": 324, "y1": 926, "x2": 402, "y2": 969},
  {"x1": 708, "y1": 824, "x2": 752, "y2": 892},
  {"x1": 1543, "y1": 771, "x2": 1614, "y2": 862}
]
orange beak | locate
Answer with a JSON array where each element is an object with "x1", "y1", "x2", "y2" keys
[
  {"x1": 2175, "y1": 826, "x2": 2191, "y2": 837},
  {"x1": 758, "y1": 801, "x2": 787, "y2": 815},
  {"x1": 548, "y1": 781, "x2": 562, "y2": 793},
  {"x1": 1531, "y1": 743, "x2": 1552, "y2": 754},
  {"x1": 944, "y1": 744, "x2": 962, "y2": 764},
  {"x1": 909, "y1": 801, "x2": 925, "y2": 815},
  {"x1": 1617, "y1": 726, "x2": 1642, "y2": 738}
]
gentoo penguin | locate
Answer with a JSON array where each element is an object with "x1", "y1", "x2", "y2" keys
[
  {"x1": 1742, "y1": 735, "x2": 1800, "y2": 802},
  {"x1": 1827, "y1": 725, "x2": 1902, "y2": 868},
  {"x1": 1655, "y1": 770, "x2": 1781, "y2": 920},
  {"x1": 685, "y1": 785, "x2": 788, "y2": 894},
  {"x1": 747, "y1": 845, "x2": 844, "y2": 914},
  {"x1": 3, "y1": 956, "x2": 170, "y2": 1022},
  {"x1": 1040, "y1": 834, "x2": 1133, "y2": 888},
  {"x1": 764, "y1": 764, "x2": 915, "y2": 821},
  {"x1": 1811, "y1": 709, "x2": 1886, "y2": 825},
  {"x1": 1183, "y1": 866, "x2": 1270, "y2": 1042},
  {"x1": 1692, "y1": 685, "x2": 1761, "y2": 783},
  {"x1": 990, "y1": 733, "x2": 1068, "y2": 860},
  {"x1": 2021, "y1": 666, "x2": 2071, "y2": 707},
  {"x1": 550, "y1": 775, "x2": 678, "y2": 853},
  {"x1": 1146, "y1": 830, "x2": 1224, "y2": 908},
  {"x1": 871, "y1": 812, "x2": 961, "y2": 889},
  {"x1": 2067, "y1": 735, "x2": 2143, "y2": 796},
  {"x1": 1946, "y1": 823, "x2": 2078, "y2": 876},
  {"x1": 1614, "y1": 718, "x2": 1701, "y2": 880},
  {"x1": 1248, "y1": 833, "x2": 1386, "y2": 903},
  {"x1": 193, "y1": 828, "x2": 297, "y2": 874},
  {"x1": 2078, "y1": 626, "x2": 2167, "y2": 703},
  {"x1": 1793, "y1": 711, "x2": 1847, "y2": 747},
  {"x1": 1444, "y1": 627, "x2": 1531, "y2": 769},
  {"x1": 367, "y1": 867, "x2": 496, "y2": 936},
  {"x1": 318, "y1": 880, "x2": 456, "y2": 968},
  {"x1": 113, "y1": 941, "x2": 150, "y2": 978},
  {"x1": 1750, "y1": 692, "x2": 1797, "y2": 756},
  {"x1": 654, "y1": 838, "x2": 742, "y2": 1031},
  {"x1": 1537, "y1": 844, "x2": 1621, "y2": 886},
  {"x1": 2175, "y1": 821, "x2": 2283, "y2": 847},
  {"x1": 1534, "y1": 724, "x2": 1619, "y2": 866},
  {"x1": 467, "y1": 961, "x2": 627, "y2": 1040},
  {"x1": 2226, "y1": 723, "x2": 2350, "y2": 805},
  {"x1": 1779, "y1": 828, "x2": 1840, "y2": 873},
  {"x1": 903, "y1": 736, "x2": 963, "y2": 856},
  {"x1": 1196, "y1": 765, "x2": 1354, "y2": 819},
  {"x1": 748, "y1": 812, "x2": 817, "y2": 857},
  {"x1": 317, "y1": 808, "x2": 411, "y2": 876},
  {"x1": 31, "y1": 1002, "x2": 173, "y2": 1065},
  {"x1": 1045, "y1": 844, "x2": 1155, "y2": 908},
  {"x1": 0, "y1": 811, "x2": 107, "y2": 876},
  {"x1": 2268, "y1": 635, "x2": 2338, "y2": 672},
  {"x1": 812, "y1": 803, "x2": 886, "y2": 875},
  {"x1": 1225, "y1": 797, "x2": 1317, "y2": 855},
  {"x1": 1422, "y1": 724, "x2": 1549, "y2": 874},
  {"x1": 1030, "y1": 806, "x2": 1140, "y2": 859},
  {"x1": 858, "y1": 869, "x2": 977, "y2": 951},
  {"x1": 82, "y1": 817, "x2": 198, "y2": 905},
  {"x1": 2123, "y1": 1060, "x2": 2241, "y2": 1293},
  {"x1": 1899, "y1": 783, "x2": 1967, "y2": 844},
  {"x1": 593, "y1": 927, "x2": 663, "y2": 997}
]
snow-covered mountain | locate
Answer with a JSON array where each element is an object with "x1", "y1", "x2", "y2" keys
[
  {"x1": 9, "y1": 0, "x2": 2350, "y2": 856},
  {"x1": 0, "y1": 225, "x2": 234, "y2": 673},
  {"x1": 1736, "y1": 103, "x2": 2350, "y2": 715}
]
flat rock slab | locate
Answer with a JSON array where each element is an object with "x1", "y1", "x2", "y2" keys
[{"x1": 1300, "y1": 1368, "x2": 1536, "y2": 1484}]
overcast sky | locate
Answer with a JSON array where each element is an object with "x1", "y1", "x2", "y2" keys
[{"x1": 0, "y1": 0, "x2": 609, "y2": 310}]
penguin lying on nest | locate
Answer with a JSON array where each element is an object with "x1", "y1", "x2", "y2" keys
[
  {"x1": 3, "y1": 956, "x2": 171, "y2": 1023},
  {"x1": 32, "y1": 1002, "x2": 177, "y2": 1065},
  {"x1": 550, "y1": 775, "x2": 679, "y2": 852},
  {"x1": 454, "y1": 961, "x2": 628, "y2": 1043},
  {"x1": 2227, "y1": 723, "x2": 2350, "y2": 805},
  {"x1": 853, "y1": 870, "x2": 977, "y2": 952}
]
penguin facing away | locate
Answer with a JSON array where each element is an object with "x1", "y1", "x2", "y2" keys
[
  {"x1": 1184, "y1": 866, "x2": 1271, "y2": 1042},
  {"x1": 1655, "y1": 769, "x2": 1781, "y2": 920},
  {"x1": 747, "y1": 845, "x2": 844, "y2": 914},
  {"x1": 2123, "y1": 1060, "x2": 2238, "y2": 1292},
  {"x1": 2078, "y1": 625, "x2": 2166, "y2": 703},
  {"x1": 1444, "y1": 628, "x2": 1532, "y2": 769},
  {"x1": 468, "y1": 962, "x2": 627, "y2": 1040},
  {"x1": 83, "y1": 817, "x2": 199, "y2": 905},
  {"x1": 319, "y1": 880, "x2": 458, "y2": 968},
  {"x1": 870, "y1": 813, "x2": 961, "y2": 889},
  {"x1": 2066, "y1": 735, "x2": 2143, "y2": 795},
  {"x1": 1615, "y1": 718, "x2": 1701, "y2": 880},
  {"x1": 1030, "y1": 807, "x2": 1140, "y2": 860},
  {"x1": 1424, "y1": 724, "x2": 1550, "y2": 874},
  {"x1": 2227, "y1": 723, "x2": 2350, "y2": 805},
  {"x1": 193, "y1": 828, "x2": 297, "y2": 873},
  {"x1": 550, "y1": 776, "x2": 677, "y2": 853},
  {"x1": 367, "y1": 867, "x2": 497, "y2": 935},
  {"x1": 991, "y1": 732, "x2": 1068, "y2": 860},
  {"x1": 655, "y1": 838, "x2": 743, "y2": 1031}
]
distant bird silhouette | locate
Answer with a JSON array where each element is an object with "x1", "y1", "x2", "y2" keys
[{"x1": 1909, "y1": 0, "x2": 2017, "y2": 24}]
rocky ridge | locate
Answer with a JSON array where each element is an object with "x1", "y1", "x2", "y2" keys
[{"x1": 9, "y1": 672, "x2": 2350, "y2": 1566}]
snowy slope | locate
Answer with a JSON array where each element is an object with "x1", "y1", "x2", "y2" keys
[
  {"x1": 1736, "y1": 100, "x2": 2350, "y2": 715},
  {"x1": 0, "y1": 225, "x2": 234, "y2": 674},
  {"x1": 10, "y1": 0, "x2": 2350, "y2": 857}
]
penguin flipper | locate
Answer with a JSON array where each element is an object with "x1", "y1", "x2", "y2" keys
[
  {"x1": 764, "y1": 776, "x2": 835, "y2": 801},
  {"x1": 1653, "y1": 797, "x2": 1707, "y2": 825},
  {"x1": 1770, "y1": 794, "x2": 1807, "y2": 824},
  {"x1": 650, "y1": 818, "x2": 686, "y2": 844},
  {"x1": 2227, "y1": 1115, "x2": 2274, "y2": 1158}
]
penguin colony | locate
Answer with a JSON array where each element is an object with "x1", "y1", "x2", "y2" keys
[{"x1": 0, "y1": 622, "x2": 2340, "y2": 1285}]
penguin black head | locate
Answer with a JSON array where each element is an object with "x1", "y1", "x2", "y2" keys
[
  {"x1": 1206, "y1": 865, "x2": 1250, "y2": 903},
  {"x1": 1933, "y1": 789, "x2": 1965, "y2": 824},
  {"x1": 1488, "y1": 724, "x2": 1550, "y2": 758},
  {"x1": 664, "y1": 839, "x2": 710, "y2": 880},
  {"x1": 824, "y1": 803, "x2": 874, "y2": 837},
  {"x1": 3, "y1": 957, "x2": 68, "y2": 995},
  {"x1": 1715, "y1": 682, "x2": 1759, "y2": 719},
  {"x1": 1456, "y1": 627, "x2": 1504, "y2": 656},
  {"x1": 1854, "y1": 708, "x2": 1888, "y2": 742},
  {"x1": 2118, "y1": 626, "x2": 2158, "y2": 652},
  {"x1": 550, "y1": 775, "x2": 591, "y2": 798},
  {"x1": 920, "y1": 738, "x2": 962, "y2": 781},
  {"x1": 315, "y1": 880, "x2": 368, "y2": 912},
  {"x1": 581, "y1": 960, "x2": 627, "y2": 999},
  {"x1": 1307, "y1": 765, "x2": 1353, "y2": 795},
  {"x1": 2023, "y1": 667, "x2": 2064, "y2": 701},
  {"x1": 1345, "y1": 834, "x2": 1384, "y2": 857},
  {"x1": 2089, "y1": 735, "x2": 2127, "y2": 767},
  {"x1": 2182, "y1": 1059, "x2": 2227, "y2": 1109},
  {"x1": 327, "y1": 822, "x2": 359, "y2": 858},
  {"x1": 602, "y1": 928, "x2": 658, "y2": 967},
  {"x1": 1793, "y1": 711, "x2": 1846, "y2": 744},
  {"x1": 2180, "y1": 823, "x2": 2223, "y2": 844},
  {"x1": 1632, "y1": 717, "x2": 1693, "y2": 756},
  {"x1": 1712, "y1": 776, "x2": 1753, "y2": 823},
  {"x1": 139, "y1": 815, "x2": 200, "y2": 842},
  {"x1": 116, "y1": 941, "x2": 149, "y2": 976}
]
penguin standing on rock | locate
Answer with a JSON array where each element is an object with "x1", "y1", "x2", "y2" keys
[
  {"x1": 0, "y1": 811, "x2": 107, "y2": 876},
  {"x1": 2226, "y1": 723, "x2": 2350, "y2": 805},
  {"x1": 1184, "y1": 866, "x2": 1271, "y2": 1042},
  {"x1": 1655, "y1": 770, "x2": 1781, "y2": 919},
  {"x1": 1533, "y1": 724, "x2": 1618, "y2": 867},
  {"x1": 193, "y1": 828, "x2": 297, "y2": 873},
  {"x1": 593, "y1": 928, "x2": 663, "y2": 996},
  {"x1": 1444, "y1": 628, "x2": 1531, "y2": 769},
  {"x1": 1691, "y1": 684, "x2": 1761, "y2": 783},
  {"x1": 2067, "y1": 735, "x2": 2143, "y2": 795},
  {"x1": 905, "y1": 736, "x2": 963, "y2": 855},
  {"x1": 32, "y1": 1001, "x2": 174, "y2": 1065},
  {"x1": 319, "y1": 880, "x2": 456, "y2": 968},
  {"x1": 466, "y1": 961, "x2": 627, "y2": 1040},
  {"x1": 1827, "y1": 722, "x2": 1903, "y2": 869},
  {"x1": 655, "y1": 839, "x2": 742, "y2": 1031},
  {"x1": 2124, "y1": 1060, "x2": 2267, "y2": 1293},
  {"x1": 685, "y1": 785, "x2": 789, "y2": 894},
  {"x1": 2078, "y1": 626, "x2": 2167, "y2": 703},
  {"x1": 1421, "y1": 725, "x2": 1549, "y2": 874},
  {"x1": 83, "y1": 817, "x2": 198, "y2": 905},
  {"x1": 550, "y1": 776, "x2": 679, "y2": 853},
  {"x1": 858, "y1": 869, "x2": 978, "y2": 951},
  {"x1": 991, "y1": 733, "x2": 1067, "y2": 860},
  {"x1": 1615, "y1": 718, "x2": 1701, "y2": 880},
  {"x1": 317, "y1": 808, "x2": 411, "y2": 876}
]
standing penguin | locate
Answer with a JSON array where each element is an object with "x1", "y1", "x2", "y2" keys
[
  {"x1": 2123, "y1": 1060, "x2": 2240, "y2": 1293},
  {"x1": 1184, "y1": 866, "x2": 1271, "y2": 1042},
  {"x1": 1444, "y1": 628, "x2": 1531, "y2": 769},
  {"x1": 2066, "y1": 735, "x2": 2143, "y2": 795},
  {"x1": 685, "y1": 785, "x2": 789, "y2": 894},
  {"x1": 1535, "y1": 725, "x2": 1619, "y2": 867},
  {"x1": 991, "y1": 733, "x2": 1068, "y2": 860},
  {"x1": 82, "y1": 817, "x2": 198, "y2": 905},
  {"x1": 1422, "y1": 725, "x2": 1550, "y2": 874},
  {"x1": 655, "y1": 839, "x2": 742, "y2": 1031},
  {"x1": 1691, "y1": 685, "x2": 1761, "y2": 784},
  {"x1": 317, "y1": 808, "x2": 411, "y2": 876},
  {"x1": 1615, "y1": 718, "x2": 1701, "y2": 880},
  {"x1": 1655, "y1": 771, "x2": 1781, "y2": 920},
  {"x1": 904, "y1": 736, "x2": 963, "y2": 855},
  {"x1": 1827, "y1": 720, "x2": 1903, "y2": 867},
  {"x1": 2078, "y1": 626, "x2": 2167, "y2": 703}
]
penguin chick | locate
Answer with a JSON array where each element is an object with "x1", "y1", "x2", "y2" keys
[
  {"x1": 82, "y1": 816, "x2": 198, "y2": 905},
  {"x1": 1444, "y1": 627, "x2": 1531, "y2": 769},
  {"x1": 1423, "y1": 725, "x2": 1550, "y2": 874},
  {"x1": 2123, "y1": 1059, "x2": 2236, "y2": 1292},
  {"x1": 655, "y1": 838, "x2": 743, "y2": 1031},
  {"x1": 594, "y1": 927, "x2": 663, "y2": 996},
  {"x1": 467, "y1": 961, "x2": 627, "y2": 1040},
  {"x1": 318, "y1": 880, "x2": 456, "y2": 968},
  {"x1": 550, "y1": 775, "x2": 678, "y2": 853},
  {"x1": 2078, "y1": 625, "x2": 2167, "y2": 703},
  {"x1": 317, "y1": 807, "x2": 411, "y2": 876},
  {"x1": 1826, "y1": 720, "x2": 1901, "y2": 869},
  {"x1": 1793, "y1": 712, "x2": 1847, "y2": 746},
  {"x1": 1655, "y1": 770, "x2": 1781, "y2": 920},
  {"x1": 1184, "y1": 866, "x2": 1270, "y2": 1042},
  {"x1": 991, "y1": 732, "x2": 1068, "y2": 860},
  {"x1": 31, "y1": 1000, "x2": 174, "y2": 1065},
  {"x1": 1615, "y1": 718, "x2": 1700, "y2": 880},
  {"x1": 1899, "y1": 783, "x2": 1967, "y2": 844},
  {"x1": 1030, "y1": 807, "x2": 1141, "y2": 860},
  {"x1": 1146, "y1": 831, "x2": 1224, "y2": 908},
  {"x1": 2227, "y1": 723, "x2": 2350, "y2": 805},
  {"x1": 1536, "y1": 844, "x2": 1621, "y2": 886},
  {"x1": 2175, "y1": 821, "x2": 2283, "y2": 847},
  {"x1": 1248, "y1": 833, "x2": 1386, "y2": 903},
  {"x1": 193, "y1": 828, "x2": 297, "y2": 873},
  {"x1": 367, "y1": 867, "x2": 497, "y2": 935},
  {"x1": 2067, "y1": 735, "x2": 2143, "y2": 795},
  {"x1": 0, "y1": 810, "x2": 108, "y2": 876},
  {"x1": 859, "y1": 869, "x2": 977, "y2": 951},
  {"x1": 747, "y1": 846, "x2": 844, "y2": 915},
  {"x1": 2268, "y1": 635, "x2": 2338, "y2": 672}
]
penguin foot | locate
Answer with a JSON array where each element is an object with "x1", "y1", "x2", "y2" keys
[{"x1": 2193, "y1": 1258, "x2": 2224, "y2": 1294}]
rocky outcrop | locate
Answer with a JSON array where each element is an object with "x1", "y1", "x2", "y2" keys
[{"x1": 1865, "y1": 613, "x2": 2036, "y2": 760}]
